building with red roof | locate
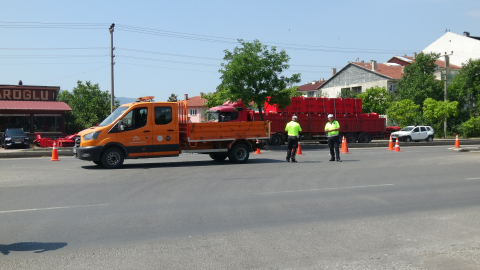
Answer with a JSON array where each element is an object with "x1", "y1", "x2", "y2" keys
[
  {"x1": 184, "y1": 93, "x2": 207, "y2": 123},
  {"x1": 298, "y1": 79, "x2": 326, "y2": 97},
  {"x1": 0, "y1": 82, "x2": 72, "y2": 135}
]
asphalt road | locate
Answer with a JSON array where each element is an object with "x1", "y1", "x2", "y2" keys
[{"x1": 1, "y1": 146, "x2": 480, "y2": 269}]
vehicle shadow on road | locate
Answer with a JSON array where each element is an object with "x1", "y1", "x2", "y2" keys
[
  {"x1": 81, "y1": 158, "x2": 286, "y2": 170},
  {"x1": 0, "y1": 242, "x2": 67, "y2": 255}
]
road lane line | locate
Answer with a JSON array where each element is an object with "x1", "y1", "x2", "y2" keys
[
  {"x1": 255, "y1": 184, "x2": 394, "y2": 195},
  {"x1": 0, "y1": 204, "x2": 109, "y2": 214},
  {"x1": 466, "y1": 177, "x2": 480, "y2": 180}
]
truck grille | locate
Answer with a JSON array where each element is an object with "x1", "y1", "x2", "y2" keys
[{"x1": 75, "y1": 136, "x2": 81, "y2": 147}]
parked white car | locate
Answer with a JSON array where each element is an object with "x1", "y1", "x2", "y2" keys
[{"x1": 391, "y1": 126, "x2": 435, "y2": 142}]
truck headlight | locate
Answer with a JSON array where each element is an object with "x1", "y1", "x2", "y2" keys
[{"x1": 83, "y1": 131, "x2": 101, "y2": 141}]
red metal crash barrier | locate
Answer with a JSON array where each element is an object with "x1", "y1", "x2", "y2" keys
[{"x1": 34, "y1": 133, "x2": 77, "y2": 147}]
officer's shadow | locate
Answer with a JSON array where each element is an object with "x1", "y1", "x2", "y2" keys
[{"x1": 0, "y1": 242, "x2": 67, "y2": 255}]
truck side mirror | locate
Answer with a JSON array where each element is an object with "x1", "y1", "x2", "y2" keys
[{"x1": 118, "y1": 121, "x2": 125, "y2": 131}]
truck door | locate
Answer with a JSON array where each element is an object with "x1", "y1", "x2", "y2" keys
[
  {"x1": 151, "y1": 104, "x2": 180, "y2": 156},
  {"x1": 117, "y1": 106, "x2": 152, "y2": 157}
]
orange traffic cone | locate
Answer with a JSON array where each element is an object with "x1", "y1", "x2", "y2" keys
[
  {"x1": 51, "y1": 142, "x2": 60, "y2": 161},
  {"x1": 341, "y1": 136, "x2": 345, "y2": 151},
  {"x1": 394, "y1": 138, "x2": 401, "y2": 152},
  {"x1": 454, "y1": 134, "x2": 460, "y2": 148},
  {"x1": 342, "y1": 136, "x2": 350, "y2": 154},
  {"x1": 254, "y1": 140, "x2": 262, "y2": 154},
  {"x1": 296, "y1": 141, "x2": 304, "y2": 155},
  {"x1": 387, "y1": 135, "x2": 394, "y2": 150}
]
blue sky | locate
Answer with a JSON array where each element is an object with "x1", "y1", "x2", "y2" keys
[{"x1": 1, "y1": 0, "x2": 479, "y2": 101}]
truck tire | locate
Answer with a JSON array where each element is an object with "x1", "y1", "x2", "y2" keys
[
  {"x1": 357, "y1": 132, "x2": 371, "y2": 143},
  {"x1": 228, "y1": 144, "x2": 249, "y2": 164},
  {"x1": 270, "y1": 134, "x2": 284, "y2": 146},
  {"x1": 101, "y1": 147, "x2": 124, "y2": 169},
  {"x1": 346, "y1": 132, "x2": 357, "y2": 143},
  {"x1": 209, "y1": 152, "x2": 228, "y2": 161}
]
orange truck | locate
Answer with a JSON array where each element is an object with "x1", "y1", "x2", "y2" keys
[{"x1": 73, "y1": 96, "x2": 270, "y2": 169}]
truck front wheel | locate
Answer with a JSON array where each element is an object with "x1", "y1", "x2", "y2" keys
[
  {"x1": 228, "y1": 144, "x2": 249, "y2": 164},
  {"x1": 358, "y1": 132, "x2": 371, "y2": 143},
  {"x1": 101, "y1": 147, "x2": 124, "y2": 169}
]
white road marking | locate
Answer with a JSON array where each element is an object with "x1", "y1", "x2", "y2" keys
[
  {"x1": 0, "y1": 204, "x2": 109, "y2": 214},
  {"x1": 466, "y1": 177, "x2": 480, "y2": 180},
  {"x1": 255, "y1": 184, "x2": 394, "y2": 195}
]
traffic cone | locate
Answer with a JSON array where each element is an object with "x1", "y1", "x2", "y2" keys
[
  {"x1": 342, "y1": 136, "x2": 350, "y2": 154},
  {"x1": 341, "y1": 136, "x2": 345, "y2": 151},
  {"x1": 454, "y1": 134, "x2": 460, "y2": 148},
  {"x1": 254, "y1": 140, "x2": 262, "y2": 154},
  {"x1": 296, "y1": 141, "x2": 304, "y2": 155},
  {"x1": 394, "y1": 138, "x2": 402, "y2": 152},
  {"x1": 51, "y1": 142, "x2": 60, "y2": 161},
  {"x1": 387, "y1": 135, "x2": 394, "y2": 150}
]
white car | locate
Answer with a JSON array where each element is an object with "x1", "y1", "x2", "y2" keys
[{"x1": 391, "y1": 126, "x2": 435, "y2": 142}]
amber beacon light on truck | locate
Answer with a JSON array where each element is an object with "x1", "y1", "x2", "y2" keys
[{"x1": 73, "y1": 96, "x2": 271, "y2": 169}]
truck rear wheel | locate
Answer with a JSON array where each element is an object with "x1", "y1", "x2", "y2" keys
[
  {"x1": 358, "y1": 132, "x2": 371, "y2": 143},
  {"x1": 228, "y1": 144, "x2": 249, "y2": 164},
  {"x1": 101, "y1": 147, "x2": 124, "y2": 169},
  {"x1": 270, "y1": 134, "x2": 284, "y2": 146},
  {"x1": 209, "y1": 152, "x2": 228, "y2": 161},
  {"x1": 346, "y1": 132, "x2": 357, "y2": 143}
]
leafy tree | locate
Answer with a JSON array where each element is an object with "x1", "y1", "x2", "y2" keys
[
  {"x1": 423, "y1": 98, "x2": 459, "y2": 136},
  {"x1": 167, "y1": 93, "x2": 178, "y2": 102},
  {"x1": 397, "y1": 52, "x2": 444, "y2": 106},
  {"x1": 459, "y1": 117, "x2": 480, "y2": 137},
  {"x1": 57, "y1": 80, "x2": 119, "y2": 134},
  {"x1": 448, "y1": 58, "x2": 480, "y2": 119},
  {"x1": 338, "y1": 88, "x2": 358, "y2": 98},
  {"x1": 387, "y1": 99, "x2": 421, "y2": 127},
  {"x1": 203, "y1": 88, "x2": 231, "y2": 109},
  {"x1": 218, "y1": 39, "x2": 301, "y2": 120},
  {"x1": 356, "y1": 86, "x2": 391, "y2": 115}
]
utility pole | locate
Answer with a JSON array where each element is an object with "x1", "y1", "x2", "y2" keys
[
  {"x1": 109, "y1": 23, "x2": 115, "y2": 113},
  {"x1": 442, "y1": 51, "x2": 453, "y2": 138}
]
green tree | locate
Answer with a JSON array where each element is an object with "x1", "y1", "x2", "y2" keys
[
  {"x1": 57, "y1": 80, "x2": 119, "y2": 134},
  {"x1": 338, "y1": 88, "x2": 358, "y2": 98},
  {"x1": 203, "y1": 88, "x2": 231, "y2": 109},
  {"x1": 218, "y1": 39, "x2": 301, "y2": 120},
  {"x1": 459, "y1": 117, "x2": 480, "y2": 137},
  {"x1": 423, "y1": 98, "x2": 459, "y2": 136},
  {"x1": 167, "y1": 93, "x2": 178, "y2": 102},
  {"x1": 356, "y1": 86, "x2": 391, "y2": 115},
  {"x1": 387, "y1": 99, "x2": 421, "y2": 127},
  {"x1": 447, "y1": 58, "x2": 480, "y2": 122},
  {"x1": 397, "y1": 52, "x2": 444, "y2": 106}
]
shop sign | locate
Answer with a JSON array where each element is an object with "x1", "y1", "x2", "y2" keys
[{"x1": 0, "y1": 89, "x2": 57, "y2": 101}]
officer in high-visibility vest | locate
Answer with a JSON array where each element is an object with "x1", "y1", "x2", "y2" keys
[
  {"x1": 285, "y1": 115, "x2": 302, "y2": 162},
  {"x1": 325, "y1": 114, "x2": 342, "y2": 162}
]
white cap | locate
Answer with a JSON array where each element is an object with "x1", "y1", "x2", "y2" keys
[
  {"x1": 328, "y1": 114, "x2": 334, "y2": 118},
  {"x1": 292, "y1": 115, "x2": 298, "y2": 119}
]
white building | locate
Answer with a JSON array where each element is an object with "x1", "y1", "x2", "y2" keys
[{"x1": 423, "y1": 31, "x2": 480, "y2": 67}]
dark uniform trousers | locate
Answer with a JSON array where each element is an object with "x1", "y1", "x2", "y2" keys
[
  {"x1": 327, "y1": 135, "x2": 340, "y2": 159},
  {"x1": 286, "y1": 136, "x2": 299, "y2": 161}
]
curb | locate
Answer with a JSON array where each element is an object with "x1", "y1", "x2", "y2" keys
[{"x1": 0, "y1": 148, "x2": 73, "y2": 158}]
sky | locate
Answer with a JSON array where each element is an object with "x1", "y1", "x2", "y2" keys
[{"x1": 1, "y1": 0, "x2": 479, "y2": 101}]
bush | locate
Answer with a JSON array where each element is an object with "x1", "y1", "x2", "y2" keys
[{"x1": 459, "y1": 117, "x2": 480, "y2": 137}]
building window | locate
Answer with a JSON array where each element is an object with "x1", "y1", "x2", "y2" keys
[
  {"x1": 190, "y1": 109, "x2": 197, "y2": 116},
  {"x1": 34, "y1": 114, "x2": 62, "y2": 132},
  {"x1": 307, "y1": 91, "x2": 315, "y2": 97},
  {"x1": 352, "y1": 86, "x2": 362, "y2": 94},
  {"x1": 388, "y1": 83, "x2": 397, "y2": 92}
]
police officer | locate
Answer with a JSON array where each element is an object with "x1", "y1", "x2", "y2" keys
[
  {"x1": 325, "y1": 114, "x2": 342, "y2": 162},
  {"x1": 285, "y1": 115, "x2": 302, "y2": 162}
]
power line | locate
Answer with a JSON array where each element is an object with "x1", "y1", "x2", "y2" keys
[
  {"x1": 0, "y1": 54, "x2": 110, "y2": 58},
  {"x1": 32, "y1": 65, "x2": 110, "y2": 84},
  {"x1": 0, "y1": 47, "x2": 109, "y2": 50},
  {"x1": 116, "y1": 62, "x2": 218, "y2": 73}
]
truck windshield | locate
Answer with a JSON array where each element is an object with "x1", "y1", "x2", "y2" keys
[
  {"x1": 400, "y1": 127, "x2": 414, "y2": 131},
  {"x1": 206, "y1": 112, "x2": 220, "y2": 122},
  {"x1": 98, "y1": 106, "x2": 129, "y2": 127}
]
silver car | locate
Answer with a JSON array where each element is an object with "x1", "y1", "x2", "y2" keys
[{"x1": 391, "y1": 126, "x2": 435, "y2": 142}]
